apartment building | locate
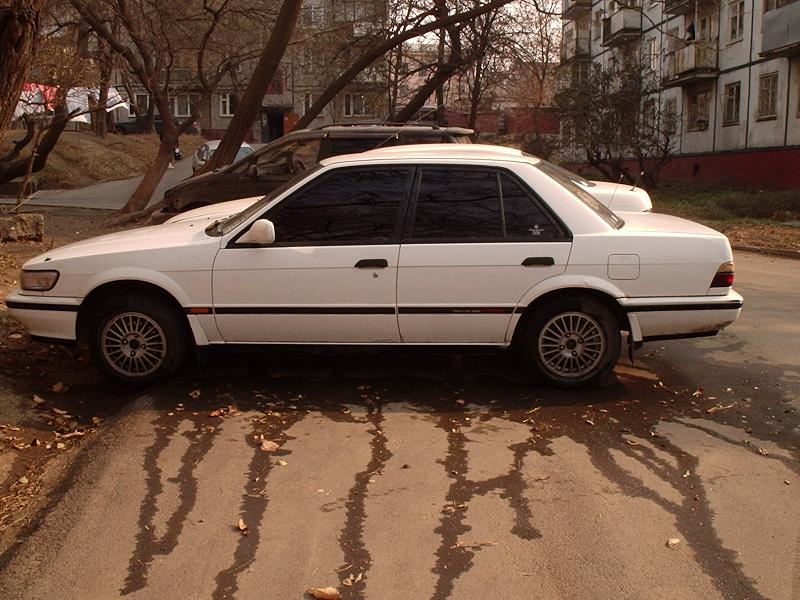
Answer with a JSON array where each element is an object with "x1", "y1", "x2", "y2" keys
[{"x1": 559, "y1": 0, "x2": 800, "y2": 187}]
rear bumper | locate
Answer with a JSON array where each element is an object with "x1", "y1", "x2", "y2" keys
[
  {"x1": 620, "y1": 290, "x2": 743, "y2": 342},
  {"x1": 5, "y1": 291, "x2": 80, "y2": 341}
]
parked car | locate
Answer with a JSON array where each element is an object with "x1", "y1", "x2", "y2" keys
[
  {"x1": 114, "y1": 116, "x2": 199, "y2": 136},
  {"x1": 192, "y1": 140, "x2": 254, "y2": 173},
  {"x1": 5, "y1": 145, "x2": 741, "y2": 387},
  {"x1": 155, "y1": 123, "x2": 474, "y2": 220}
]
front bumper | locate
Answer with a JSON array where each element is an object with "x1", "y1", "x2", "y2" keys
[
  {"x1": 619, "y1": 290, "x2": 743, "y2": 342},
  {"x1": 5, "y1": 290, "x2": 81, "y2": 341}
]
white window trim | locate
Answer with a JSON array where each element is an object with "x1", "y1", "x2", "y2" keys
[
  {"x1": 220, "y1": 93, "x2": 236, "y2": 117},
  {"x1": 128, "y1": 93, "x2": 149, "y2": 119},
  {"x1": 757, "y1": 72, "x2": 779, "y2": 120},
  {"x1": 344, "y1": 93, "x2": 369, "y2": 117},
  {"x1": 728, "y1": 0, "x2": 745, "y2": 43}
]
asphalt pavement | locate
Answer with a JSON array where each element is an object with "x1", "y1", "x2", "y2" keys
[
  {"x1": 0, "y1": 252, "x2": 797, "y2": 599},
  {"x1": 0, "y1": 155, "x2": 194, "y2": 211}
]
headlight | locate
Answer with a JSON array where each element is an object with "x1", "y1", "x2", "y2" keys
[{"x1": 20, "y1": 270, "x2": 60, "y2": 291}]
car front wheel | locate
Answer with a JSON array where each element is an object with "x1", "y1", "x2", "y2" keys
[
  {"x1": 88, "y1": 295, "x2": 190, "y2": 386},
  {"x1": 523, "y1": 296, "x2": 621, "y2": 388}
]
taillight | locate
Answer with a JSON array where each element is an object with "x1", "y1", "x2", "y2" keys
[{"x1": 710, "y1": 261, "x2": 735, "y2": 288}]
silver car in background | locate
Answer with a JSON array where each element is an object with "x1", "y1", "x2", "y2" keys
[{"x1": 192, "y1": 140, "x2": 254, "y2": 173}]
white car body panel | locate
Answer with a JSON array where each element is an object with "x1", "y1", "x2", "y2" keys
[
  {"x1": 6, "y1": 145, "x2": 741, "y2": 354},
  {"x1": 583, "y1": 181, "x2": 652, "y2": 212}
]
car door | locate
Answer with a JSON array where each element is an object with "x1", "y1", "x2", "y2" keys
[
  {"x1": 212, "y1": 166, "x2": 413, "y2": 343},
  {"x1": 397, "y1": 166, "x2": 572, "y2": 344}
]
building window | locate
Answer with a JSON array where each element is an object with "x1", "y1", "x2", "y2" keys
[
  {"x1": 592, "y1": 10, "x2": 603, "y2": 40},
  {"x1": 642, "y1": 99, "x2": 656, "y2": 130},
  {"x1": 664, "y1": 98, "x2": 678, "y2": 134},
  {"x1": 687, "y1": 88, "x2": 711, "y2": 131},
  {"x1": 173, "y1": 94, "x2": 200, "y2": 117},
  {"x1": 645, "y1": 37, "x2": 658, "y2": 71},
  {"x1": 729, "y1": 0, "x2": 745, "y2": 42},
  {"x1": 722, "y1": 82, "x2": 741, "y2": 125},
  {"x1": 301, "y1": 3, "x2": 325, "y2": 27},
  {"x1": 303, "y1": 92, "x2": 314, "y2": 114},
  {"x1": 757, "y1": 72, "x2": 778, "y2": 119},
  {"x1": 344, "y1": 93, "x2": 368, "y2": 117},
  {"x1": 220, "y1": 93, "x2": 237, "y2": 117},
  {"x1": 128, "y1": 93, "x2": 149, "y2": 118}
]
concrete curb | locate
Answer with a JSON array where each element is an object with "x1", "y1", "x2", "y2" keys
[{"x1": 733, "y1": 245, "x2": 800, "y2": 260}]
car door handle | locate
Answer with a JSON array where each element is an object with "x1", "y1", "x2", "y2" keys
[
  {"x1": 521, "y1": 257, "x2": 555, "y2": 267},
  {"x1": 354, "y1": 259, "x2": 389, "y2": 269}
]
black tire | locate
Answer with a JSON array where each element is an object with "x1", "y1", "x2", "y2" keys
[
  {"x1": 87, "y1": 294, "x2": 191, "y2": 386},
  {"x1": 523, "y1": 295, "x2": 621, "y2": 388}
]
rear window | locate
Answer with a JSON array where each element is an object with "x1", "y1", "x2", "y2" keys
[{"x1": 534, "y1": 161, "x2": 624, "y2": 229}]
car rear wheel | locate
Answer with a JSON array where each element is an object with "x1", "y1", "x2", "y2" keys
[
  {"x1": 88, "y1": 295, "x2": 190, "y2": 386},
  {"x1": 523, "y1": 296, "x2": 620, "y2": 388}
]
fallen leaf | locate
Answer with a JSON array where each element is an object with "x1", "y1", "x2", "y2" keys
[
  {"x1": 401, "y1": 464, "x2": 410, "y2": 469},
  {"x1": 682, "y1": 470, "x2": 690, "y2": 478},
  {"x1": 51, "y1": 382, "x2": 66, "y2": 393},
  {"x1": 91, "y1": 416, "x2": 102, "y2": 425},
  {"x1": 667, "y1": 538, "x2": 680, "y2": 548},
  {"x1": 692, "y1": 388, "x2": 704, "y2": 398},
  {"x1": 784, "y1": 480, "x2": 791, "y2": 485},
  {"x1": 276, "y1": 458, "x2": 288, "y2": 466},
  {"x1": 32, "y1": 394, "x2": 45, "y2": 405},
  {"x1": 237, "y1": 518, "x2": 248, "y2": 533},
  {"x1": 306, "y1": 586, "x2": 341, "y2": 599},
  {"x1": 56, "y1": 442, "x2": 66, "y2": 450},
  {"x1": 758, "y1": 447, "x2": 769, "y2": 456},
  {"x1": 260, "y1": 440, "x2": 279, "y2": 452},
  {"x1": 706, "y1": 403, "x2": 734, "y2": 414},
  {"x1": 585, "y1": 419, "x2": 595, "y2": 426},
  {"x1": 52, "y1": 407, "x2": 69, "y2": 416},
  {"x1": 9, "y1": 333, "x2": 23, "y2": 340},
  {"x1": 17, "y1": 476, "x2": 28, "y2": 486},
  {"x1": 625, "y1": 439, "x2": 639, "y2": 446}
]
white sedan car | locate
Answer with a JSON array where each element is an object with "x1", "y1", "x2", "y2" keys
[{"x1": 5, "y1": 145, "x2": 741, "y2": 387}]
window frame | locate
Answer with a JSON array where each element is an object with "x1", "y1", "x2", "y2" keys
[
  {"x1": 401, "y1": 165, "x2": 571, "y2": 245},
  {"x1": 344, "y1": 93, "x2": 369, "y2": 117},
  {"x1": 722, "y1": 81, "x2": 741, "y2": 126},
  {"x1": 219, "y1": 93, "x2": 237, "y2": 117},
  {"x1": 757, "y1": 72, "x2": 779, "y2": 120},
  {"x1": 728, "y1": 0, "x2": 745, "y2": 43},
  {"x1": 128, "y1": 93, "x2": 150, "y2": 118}
]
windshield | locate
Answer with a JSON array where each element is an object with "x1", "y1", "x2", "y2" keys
[
  {"x1": 211, "y1": 164, "x2": 323, "y2": 236},
  {"x1": 534, "y1": 161, "x2": 624, "y2": 229}
]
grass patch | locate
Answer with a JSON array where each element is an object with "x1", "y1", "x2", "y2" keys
[
  {"x1": 650, "y1": 184, "x2": 800, "y2": 250},
  {"x1": 1, "y1": 131, "x2": 205, "y2": 189}
]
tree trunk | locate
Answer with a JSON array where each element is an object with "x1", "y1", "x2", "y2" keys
[
  {"x1": 118, "y1": 129, "x2": 176, "y2": 214},
  {"x1": 0, "y1": 0, "x2": 46, "y2": 141},
  {"x1": 95, "y1": 43, "x2": 113, "y2": 137},
  {"x1": 202, "y1": 0, "x2": 303, "y2": 172},
  {"x1": 293, "y1": 0, "x2": 514, "y2": 131},
  {"x1": 0, "y1": 104, "x2": 71, "y2": 185},
  {"x1": 467, "y1": 62, "x2": 483, "y2": 130}
]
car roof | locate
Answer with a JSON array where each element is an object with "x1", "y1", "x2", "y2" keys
[
  {"x1": 290, "y1": 123, "x2": 474, "y2": 137},
  {"x1": 203, "y1": 140, "x2": 253, "y2": 149},
  {"x1": 319, "y1": 143, "x2": 535, "y2": 166}
]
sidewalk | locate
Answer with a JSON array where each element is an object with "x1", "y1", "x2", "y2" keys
[{"x1": 0, "y1": 157, "x2": 193, "y2": 211}]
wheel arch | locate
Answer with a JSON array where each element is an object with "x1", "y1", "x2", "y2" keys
[
  {"x1": 76, "y1": 279, "x2": 196, "y2": 344},
  {"x1": 509, "y1": 286, "x2": 631, "y2": 348}
]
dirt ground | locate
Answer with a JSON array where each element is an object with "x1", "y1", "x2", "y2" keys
[{"x1": 0, "y1": 207, "x2": 126, "y2": 554}]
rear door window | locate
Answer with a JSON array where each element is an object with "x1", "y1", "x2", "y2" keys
[{"x1": 407, "y1": 168, "x2": 564, "y2": 242}]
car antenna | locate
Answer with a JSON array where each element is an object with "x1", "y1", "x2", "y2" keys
[
  {"x1": 373, "y1": 106, "x2": 441, "y2": 150},
  {"x1": 609, "y1": 173, "x2": 624, "y2": 208},
  {"x1": 631, "y1": 170, "x2": 644, "y2": 191}
]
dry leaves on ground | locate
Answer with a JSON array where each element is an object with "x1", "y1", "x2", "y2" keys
[{"x1": 306, "y1": 586, "x2": 341, "y2": 599}]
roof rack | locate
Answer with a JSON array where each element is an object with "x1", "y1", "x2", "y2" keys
[{"x1": 312, "y1": 121, "x2": 443, "y2": 131}]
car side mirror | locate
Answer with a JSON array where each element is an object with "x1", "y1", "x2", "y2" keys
[{"x1": 238, "y1": 219, "x2": 275, "y2": 245}]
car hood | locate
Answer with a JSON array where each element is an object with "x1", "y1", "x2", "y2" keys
[
  {"x1": 586, "y1": 181, "x2": 652, "y2": 212},
  {"x1": 24, "y1": 219, "x2": 217, "y2": 266},
  {"x1": 619, "y1": 211, "x2": 724, "y2": 236},
  {"x1": 164, "y1": 197, "x2": 262, "y2": 224}
]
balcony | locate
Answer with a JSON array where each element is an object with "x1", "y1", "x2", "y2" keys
[
  {"x1": 664, "y1": 0, "x2": 695, "y2": 14},
  {"x1": 602, "y1": 9, "x2": 642, "y2": 47},
  {"x1": 663, "y1": 42, "x2": 718, "y2": 88},
  {"x1": 560, "y1": 30, "x2": 590, "y2": 64},
  {"x1": 761, "y1": 0, "x2": 800, "y2": 57},
  {"x1": 562, "y1": 0, "x2": 591, "y2": 20}
]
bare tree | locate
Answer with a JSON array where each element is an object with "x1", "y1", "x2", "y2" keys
[
  {"x1": 0, "y1": 0, "x2": 47, "y2": 141},
  {"x1": 69, "y1": 0, "x2": 268, "y2": 215},
  {"x1": 556, "y1": 62, "x2": 677, "y2": 187}
]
